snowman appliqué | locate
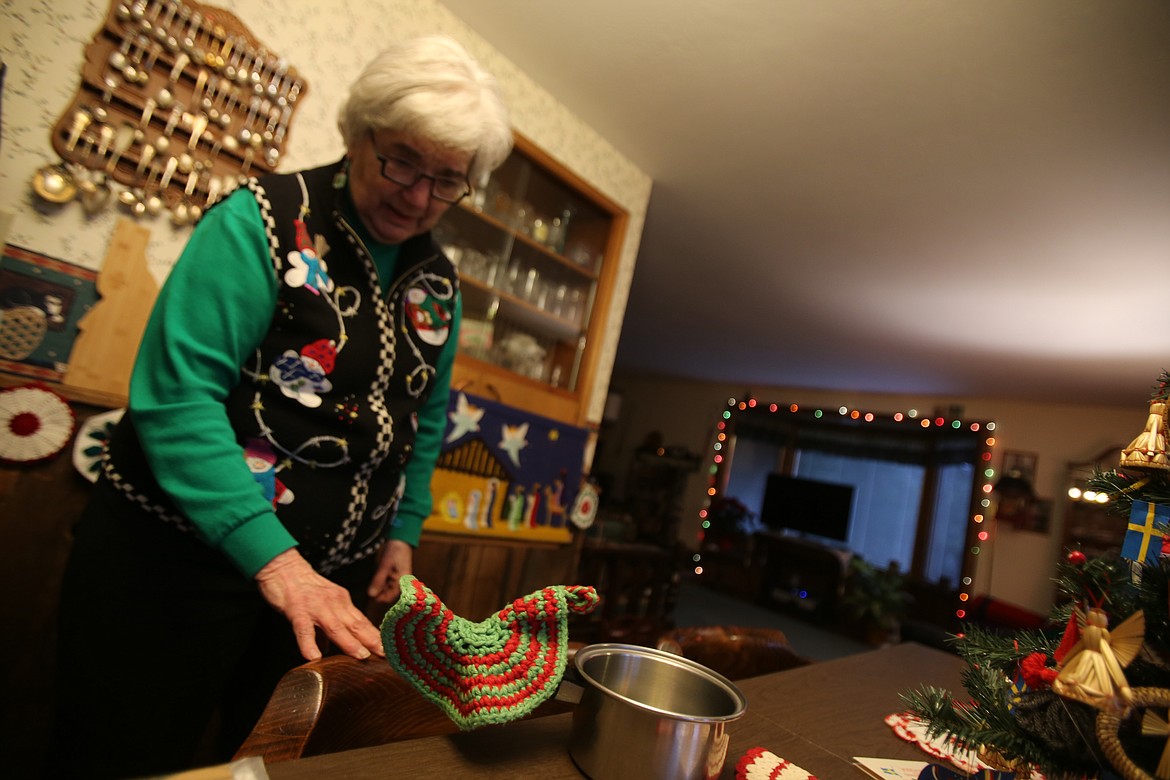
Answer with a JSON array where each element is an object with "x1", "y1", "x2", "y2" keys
[
  {"x1": 405, "y1": 287, "x2": 452, "y2": 346},
  {"x1": 244, "y1": 438, "x2": 294, "y2": 509},
  {"x1": 270, "y1": 219, "x2": 342, "y2": 408},
  {"x1": 284, "y1": 218, "x2": 334, "y2": 297},
  {"x1": 271, "y1": 338, "x2": 337, "y2": 408}
]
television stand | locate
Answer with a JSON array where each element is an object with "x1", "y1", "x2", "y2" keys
[{"x1": 756, "y1": 532, "x2": 853, "y2": 625}]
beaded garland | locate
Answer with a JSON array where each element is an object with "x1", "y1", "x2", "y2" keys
[{"x1": 380, "y1": 574, "x2": 600, "y2": 730}]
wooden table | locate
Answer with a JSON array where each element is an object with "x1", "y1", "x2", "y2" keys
[{"x1": 266, "y1": 642, "x2": 965, "y2": 780}]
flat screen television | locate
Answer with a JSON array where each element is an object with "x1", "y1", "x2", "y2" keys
[{"x1": 758, "y1": 473, "x2": 853, "y2": 543}]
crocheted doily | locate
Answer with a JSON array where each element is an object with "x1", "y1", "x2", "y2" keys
[
  {"x1": 886, "y1": 712, "x2": 1049, "y2": 777},
  {"x1": 886, "y1": 712, "x2": 988, "y2": 773},
  {"x1": 735, "y1": 747, "x2": 818, "y2": 780},
  {"x1": 380, "y1": 574, "x2": 600, "y2": 730},
  {"x1": 0, "y1": 383, "x2": 75, "y2": 464}
]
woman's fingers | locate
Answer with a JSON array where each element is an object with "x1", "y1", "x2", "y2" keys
[
  {"x1": 367, "y1": 540, "x2": 412, "y2": 604},
  {"x1": 314, "y1": 605, "x2": 384, "y2": 659},
  {"x1": 256, "y1": 548, "x2": 385, "y2": 660},
  {"x1": 290, "y1": 615, "x2": 324, "y2": 661}
]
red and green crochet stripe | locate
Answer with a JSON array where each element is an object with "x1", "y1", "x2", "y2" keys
[{"x1": 380, "y1": 574, "x2": 600, "y2": 729}]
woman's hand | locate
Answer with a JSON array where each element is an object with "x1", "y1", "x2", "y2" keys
[
  {"x1": 367, "y1": 539, "x2": 413, "y2": 605},
  {"x1": 255, "y1": 548, "x2": 385, "y2": 661}
]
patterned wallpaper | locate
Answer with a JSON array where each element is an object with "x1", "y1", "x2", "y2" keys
[{"x1": 0, "y1": 0, "x2": 651, "y2": 422}]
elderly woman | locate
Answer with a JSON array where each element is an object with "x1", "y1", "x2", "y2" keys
[{"x1": 50, "y1": 35, "x2": 511, "y2": 778}]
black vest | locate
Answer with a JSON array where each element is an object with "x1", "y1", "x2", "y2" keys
[{"x1": 103, "y1": 160, "x2": 459, "y2": 573}]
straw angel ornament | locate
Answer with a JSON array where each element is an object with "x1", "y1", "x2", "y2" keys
[
  {"x1": 1052, "y1": 606, "x2": 1145, "y2": 711},
  {"x1": 1120, "y1": 400, "x2": 1170, "y2": 471}
]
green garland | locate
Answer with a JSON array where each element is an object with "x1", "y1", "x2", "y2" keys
[
  {"x1": 1086, "y1": 467, "x2": 1170, "y2": 523},
  {"x1": 903, "y1": 556, "x2": 1170, "y2": 779},
  {"x1": 907, "y1": 372, "x2": 1170, "y2": 777},
  {"x1": 1086, "y1": 370, "x2": 1170, "y2": 518}
]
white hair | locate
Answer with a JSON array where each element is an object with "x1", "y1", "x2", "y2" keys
[{"x1": 338, "y1": 35, "x2": 513, "y2": 184}]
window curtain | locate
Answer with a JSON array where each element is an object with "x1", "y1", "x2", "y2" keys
[
  {"x1": 724, "y1": 430, "x2": 975, "y2": 584},
  {"x1": 794, "y1": 450, "x2": 924, "y2": 572}
]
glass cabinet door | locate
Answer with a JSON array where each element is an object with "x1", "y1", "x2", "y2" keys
[{"x1": 433, "y1": 140, "x2": 614, "y2": 393}]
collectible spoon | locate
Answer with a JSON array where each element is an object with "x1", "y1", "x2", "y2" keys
[{"x1": 31, "y1": 161, "x2": 78, "y2": 204}]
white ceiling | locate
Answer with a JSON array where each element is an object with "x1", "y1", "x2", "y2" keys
[{"x1": 440, "y1": 0, "x2": 1170, "y2": 407}]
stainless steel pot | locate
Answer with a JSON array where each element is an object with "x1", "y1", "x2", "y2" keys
[{"x1": 564, "y1": 643, "x2": 747, "y2": 780}]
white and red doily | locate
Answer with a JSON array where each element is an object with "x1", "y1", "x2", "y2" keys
[
  {"x1": 735, "y1": 747, "x2": 817, "y2": 780},
  {"x1": 885, "y1": 712, "x2": 1046, "y2": 779},
  {"x1": 0, "y1": 383, "x2": 75, "y2": 464}
]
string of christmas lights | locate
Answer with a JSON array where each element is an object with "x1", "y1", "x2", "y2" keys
[{"x1": 698, "y1": 396, "x2": 998, "y2": 621}]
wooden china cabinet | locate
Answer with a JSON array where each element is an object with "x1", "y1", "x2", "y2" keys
[
  {"x1": 1060, "y1": 446, "x2": 1128, "y2": 562},
  {"x1": 439, "y1": 132, "x2": 627, "y2": 427},
  {"x1": 410, "y1": 131, "x2": 630, "y2": 619}
]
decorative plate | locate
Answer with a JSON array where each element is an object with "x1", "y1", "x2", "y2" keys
[
  {"x1": 72, "y1": 408, "x2": 124, "y2": 482},
  {"x1": 0, "y1": 383, "x2": 76, "y2": 464}
]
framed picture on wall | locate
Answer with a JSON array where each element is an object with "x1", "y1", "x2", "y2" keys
[
  {"x1": 0, "y1": 245, "x2": 98, "y2": 383},
  {"x1": 1001, "y1": 450, "x2": 1038, "y2": 483},
  {"x1": 1025, "y1": 497, "x2": 1053, "y2": 535},
  {"x1": 996, "y1": 450, "x2": 1048, "y2": 533}
]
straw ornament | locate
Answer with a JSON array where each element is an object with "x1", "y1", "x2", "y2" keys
[
  {"x1": 1121, "y1": 400, "x2": 1170, "y2": 472},
  {"x1": 1052, "y1": 607, "x2": 1144, "y2": 711},
  {"x1": 1139, "y1": 705, "x2": 1170, "y2": 780},
  {"x1": 1096, "y1": 688, "x2": 1170, "y2": 780}
]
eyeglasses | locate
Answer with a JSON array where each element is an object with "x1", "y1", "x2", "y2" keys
[{"x1": 369, "y1": 132, "x2": 471, "y2": 204}]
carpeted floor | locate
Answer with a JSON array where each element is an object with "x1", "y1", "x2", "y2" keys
[{"x1": 672, "y1": 580, "x2": 871, "y2": 661}]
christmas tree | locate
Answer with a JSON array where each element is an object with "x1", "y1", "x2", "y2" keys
[
  {"x1": 903, "y1": 372, "x2": 1170, "y2": 780},
  {"x1": 701, "y1": 494, "x2": 759, "y2": 550}
]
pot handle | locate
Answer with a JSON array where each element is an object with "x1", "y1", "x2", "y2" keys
[{"x1": 554, "y1": 661, "x2": 585, "y2": 704}]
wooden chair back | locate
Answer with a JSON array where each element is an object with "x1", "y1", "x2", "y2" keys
[
  {"x1": 573, "y1": 541, "x2": 682, "y2": 646},
  {"x1": 233, "y1": 655, "x2": 460, "y2": 764},
  {"x1": 656, "y1": 625, "x2": 813, "y2": 681}
]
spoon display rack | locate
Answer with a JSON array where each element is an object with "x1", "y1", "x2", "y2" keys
[{"x1": 41, "y1": 0, "x2": 307, "y2": 222}]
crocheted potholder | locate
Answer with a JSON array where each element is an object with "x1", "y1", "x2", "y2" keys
[
  {"x1": 735, "y1": 747, "x2": 818, "y2": 780},
  {"x1": 380, "y1": 574, "x2": 600, "y2": 730}
]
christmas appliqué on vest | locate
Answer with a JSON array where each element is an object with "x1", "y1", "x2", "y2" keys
[
  {"x1": 244, "y1": 437, "x2": 295, "y2": 509},
  {"x1": 405, "y1": 285, "x2": 452, "y2": 346},
  {"x1": 284, "y1": 218, "x2": 335, "y2": 296},
  {"x1": 270, "y1": 338, "x2": 337, "y2": 409}
]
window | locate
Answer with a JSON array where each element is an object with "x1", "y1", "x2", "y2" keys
[
  {"x1": 715, "y1": 403, "x2": 990, "y2": 588},
  {"x1": 794, "y1": 450, "x2": 925, "y2": 573}
]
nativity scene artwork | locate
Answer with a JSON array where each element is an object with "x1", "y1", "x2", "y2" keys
[{"x1": 423, "y1": 391, "x2": 595, "y2": 542}]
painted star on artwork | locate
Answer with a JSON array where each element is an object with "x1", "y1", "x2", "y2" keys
[
  {"x1": 445, "y1": 392, "x2": 485, "y2": 443},
  {"x1": 499, "y1": 422, "x2": 529, "y2": 467}
]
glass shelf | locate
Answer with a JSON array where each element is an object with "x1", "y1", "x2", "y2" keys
[{"x1": 437, "y1": 139, "x2": 613, "y2": 394}]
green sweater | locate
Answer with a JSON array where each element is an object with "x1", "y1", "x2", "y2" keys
[{"x1": 129, "y1": 189, "x2": 459, "y2": 577}]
